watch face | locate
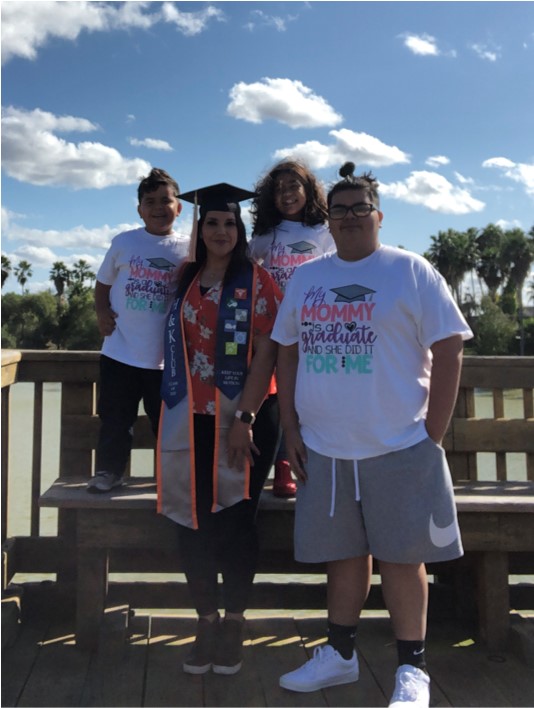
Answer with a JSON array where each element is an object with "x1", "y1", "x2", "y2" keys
[{"x1": 241, "y1": 411, "x2": 254, "y2": 424}]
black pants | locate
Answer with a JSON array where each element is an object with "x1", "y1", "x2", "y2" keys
[
  {"x1": 96, "y1": 355, "x2": 162, "y2": 475},
  {"x1": 177, "y1": 394, "x2": 280, "y2": 615}
]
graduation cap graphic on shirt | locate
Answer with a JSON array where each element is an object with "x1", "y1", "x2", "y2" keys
[
  {"x1": 146, "y1": 257, "x2": 175, "y2": 271},
  {"x1": 287, "y1": 241, "x2": 316, "y2": 255},
  {"x1": 330, "y1": 284, "x2": 376, "y2": 302}
]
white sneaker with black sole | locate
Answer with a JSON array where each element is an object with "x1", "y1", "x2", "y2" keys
[
  {"x1": 279, "y1": 644, "x2": 359, "y2": 692},
  {"x1": 86, "y1": 471, "x2": 124, "y2": 493},
  {"x1": 389, "y1": 665, "x2": 430, "y2": 707}
]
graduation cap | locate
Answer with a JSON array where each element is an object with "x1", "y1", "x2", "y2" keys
[
  {"x1": 330, "y1": 284, "x2": 376, "y2": 302},
  {"x1": 287, "y1": 241, "x2": 315, "y2": 255},
  {"x1": 146, "y1": 257, "x2": 175, "y2": 271},
  {"x1": 179, "y1": 183, "x2": 256, "y2": 261}
]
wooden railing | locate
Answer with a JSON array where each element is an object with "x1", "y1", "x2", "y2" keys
[{"x1": 1, "y1": 350, "x2": 533, "y2": 574}]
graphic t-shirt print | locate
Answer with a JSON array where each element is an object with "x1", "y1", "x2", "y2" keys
[
  {"x1": 300, "y1": 282, "x2": 377, "y2": 375},
  {"x1": 125, "y1": 255, "x2": 176, "y2": 314},
  {"x1": 269, "y1": 240, "x2": 320, "y2": 291}
]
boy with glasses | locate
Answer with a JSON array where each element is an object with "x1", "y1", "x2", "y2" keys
[{"x1": 271, "y1": 162, "x2": 473, "y2": 707}]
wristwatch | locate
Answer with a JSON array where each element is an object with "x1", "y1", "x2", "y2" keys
[{"x1": 235, "y1": 410, "x2": 255, "y2": 425}]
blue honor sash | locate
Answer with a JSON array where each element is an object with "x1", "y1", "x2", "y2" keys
[{"x1": 161, "y1": 263, "x2": 254, "y2": 408}]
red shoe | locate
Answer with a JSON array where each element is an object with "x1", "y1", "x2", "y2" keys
[{"x1": 273, "y1": 460, "x2": 296, "y2": 497}]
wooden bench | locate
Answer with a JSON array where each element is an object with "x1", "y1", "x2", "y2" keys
[{"x1": 39, "y1": 475, "x2": 534, "y2": 651}]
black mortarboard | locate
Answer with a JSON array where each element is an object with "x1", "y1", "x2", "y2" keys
[
  {"x1": 287, "y1": 241, "x2": 316, "y2": 255},
  {"x1": 179, "y1": 183, "x2": 256, "y2": 261},
  {"x1": 330, "y1": 284, "x2": 376, "y2": 302},
  {"x1": 146, "y1": 257, "x2": 175, "y2": 271}
]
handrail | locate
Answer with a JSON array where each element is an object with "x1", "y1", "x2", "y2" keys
[{"x1": 2, "y1": 350, "x2": 534, "y2": 545}]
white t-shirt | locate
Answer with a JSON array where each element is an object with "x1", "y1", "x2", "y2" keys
[
  {"x1": 249, "y1": 220, "x2": 334, "y2": 292},
  {"x1": 271, "y1": 246, "x2": 473, "y2": 460},
  {"x1": 97, "y1": 227, "x2": 189, "y2": 369}
]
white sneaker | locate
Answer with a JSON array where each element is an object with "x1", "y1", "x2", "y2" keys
[
  {"x1": 389, "y1": 665, "x2": 430, "y2": 707},
  {"x1": 279, "y1": 644, "x2": 359, "y2": 693},
  {"x1": 86, "y1": 471, "x2": 124, "y2": 493}
]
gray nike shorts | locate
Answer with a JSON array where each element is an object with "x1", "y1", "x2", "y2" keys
[{"x1": 294, "y1": 436, "x2": 463, "y2": 564}]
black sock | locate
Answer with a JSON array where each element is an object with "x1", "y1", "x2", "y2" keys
[
  {"x1": 397, "y1": 639, "x2": 427, "y2": 671},
  {"x1": 327, "y1": 621, "x2": 357, "y2": 660}
]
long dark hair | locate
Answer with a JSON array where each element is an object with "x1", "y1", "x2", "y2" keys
[
  {"x1": 251, "y1": 159, "x2": 328, "y2": 236},
  {"x1": 176, "y1": 209, "x2": 251, "y2": 298}
]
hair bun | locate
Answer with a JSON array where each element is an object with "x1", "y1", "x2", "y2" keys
[{"x1": 339, "y1": 161, "x2": 355, "y2": 179}]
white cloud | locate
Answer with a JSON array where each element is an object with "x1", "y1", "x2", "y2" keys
[
  {"x1": 227, "y1": 78, "x2": 343, "y2": 129},
  {"x1": 1, "y1": 1, "x2": 222, "y2": 64},
  {"x1": 470, "y1": 43, "x2": 500, "y2": 62},
  {"x1": 274, "y1": 129, "x2": 410, "y2": 169},
  {"x1": 129, "y1": 137, "x2": 173, "y2": 151},
  {"x1": 425, "y1": 155, "x2": 450, "y2": 168},
  {"x1": 161, "y1": 2, "x2": 224, "y2": 36},
  {"x1": 1, "y1": 106, "x2": 151, "y2": 189},
  {"x1": 454, "y1": 171, "x2": 474, "y2": 185},
  {"x1": 496, "y1": 219, "x2": 523, "y2": 230},
  {"x1": 402, "y1": 33, "x2": 440, "y2": 56},
  {"x1": 483, "y1": 157, "x2": 534, "y2": 197},
  {"x1": 244, "y1": 9, "x2": 297, "y2": 32},
  {"x1": 4, "y1": 218, "x2": 141, "y2": 251},
  {"x1": 379, "y1": 171, "x2": 485, "y2": 214}
]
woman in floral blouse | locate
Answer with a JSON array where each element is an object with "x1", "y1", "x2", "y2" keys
[{"x1": 157, "y1": 183, "x2": 282, "y2": 677}]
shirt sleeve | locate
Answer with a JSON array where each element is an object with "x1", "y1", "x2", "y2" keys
[
  {"x1": 96, "y1": 238, "x2": 118, "y2": 285},
  {"x1": 253, "y1": 267, "x2": 283, "y2": 336}
]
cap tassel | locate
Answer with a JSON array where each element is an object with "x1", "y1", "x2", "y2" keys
[{"x1": 187, "y1": 192, "x2": 198, "y2": 262}]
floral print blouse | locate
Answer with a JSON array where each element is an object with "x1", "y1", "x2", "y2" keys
[{"x1": 183, "y1": 266, "x2": 282, "y2": 414}]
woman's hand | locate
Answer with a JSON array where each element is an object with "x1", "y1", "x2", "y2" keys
[{"x1": 227, "y1": 420, "x2": 260, "y2": 471}]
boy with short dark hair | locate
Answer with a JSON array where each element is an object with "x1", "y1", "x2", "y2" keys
[{"x1": 87, "y1": 168, "x2": 188, "y2": 492}]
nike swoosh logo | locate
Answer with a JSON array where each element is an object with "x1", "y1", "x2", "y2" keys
[
  {"x1": 429, "y1": 514, "x2": 458, "y2": 548},
  {"x1": 413, "y1": 648, "x2": 425, "y2": 655}
]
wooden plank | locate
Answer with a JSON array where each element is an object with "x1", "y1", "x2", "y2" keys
[
  {"x1": 476, "y1": 551, "x2": 510, "y2": 651},
  {"x1": 80, "y1": 607, "x2": 148, "y2": 707},
  {"x1": 1, "y1": 386, "x2": 10, "y2": 542},
  {"x1": 451, "y1": 418, "x2": 534, "y2": 453},
  {"x1": 248, "y1": 616, "x2": 327, "y2": 707},
  {"x1": 30, "y1": 382, "x2": 43, "y2": 536},
  {"x1": 461, "y1": 356, "x2": 534, "y2": 388},
  {"x1": 15, "y1": 615, "x2": 92, "y2": 707},
  {"x1": 144, "y1": 615, "x2": 204, "y2": 707},
  {"x1": 76, "y1": 547, "x2": 108, "y2": 650}
]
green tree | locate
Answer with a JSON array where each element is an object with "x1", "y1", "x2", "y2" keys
[
  {"x1": 424, "y1": 228, "x2": 478, "y2": 306},
  {"x1": 13, "y1": 259, "x2": 33, "y2": 294},
  {"x1": 1, "y1": 291, "x2": 58, "y2": 348},
  {"x1": 1, "y1": 255, "x2": 12, "y2": 288},
  {"x1": 49, "y1": 261, "x2": 71, "y2": 299},
  {"x1": 476, "y1": 224, "x2": 509, "y2": 302},
  {"x1": 57, "y1": 286, "x2": 101, "y2": 349},
  {"x1": 472, "y1": 296, "x2": 517, "y2": 355},
  {"x1": 501, "y1": 228, "x2": 534, "y2": 355}
]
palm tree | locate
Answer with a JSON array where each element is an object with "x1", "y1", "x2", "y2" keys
[
  {"x1": 501, "y1": 228, "x2": 534, "y2": 355},
  {"x1": 14, "y1": 260, "x2": 33, "y2": 294},
  {"x1": 424, "y1": 228, "x2": 478, "y2": 306},
  {"x1": 71, "y1": 259, "x2": 96, "y2": 287},
  {"x1": 49, "y1": 261, "x2": 71, "y2": 299},
  {"x1": 1, "y1": 255, "x2": 12, "y2": 288},
  {"x1": 476, "y1": 224, "x2": 509, "y2": 302}
]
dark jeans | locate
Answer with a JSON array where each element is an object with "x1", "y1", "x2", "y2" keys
[
  {"x1": 177, "y1": 394, "x2": 280, "y2": 615},
  {"x1": 96, "y1": 355, "x2": 162, "y2": 475}
]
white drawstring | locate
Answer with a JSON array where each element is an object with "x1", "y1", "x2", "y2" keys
[
  {"x1": 329, "y1": 457, "x2": 361, "y2": 518},
  {"x1": 354, "y1": 460, "x2": 360, "y2": 501},
  {"x1": 329, "y1": 457, "x2": 336, "y2": 517}
]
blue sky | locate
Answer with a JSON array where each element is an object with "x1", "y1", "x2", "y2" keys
[{"x1": 2, "y1": 0, "x2": 534, "y2": 296}]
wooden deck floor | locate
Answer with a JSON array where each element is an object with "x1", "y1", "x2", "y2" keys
[{"x1": 3, "y1": 585, "x2": 534, "y2": 708}]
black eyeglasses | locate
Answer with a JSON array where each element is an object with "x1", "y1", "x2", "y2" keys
[{"x1": 328, "y1": 203, "x2": 378, "y2": 219}]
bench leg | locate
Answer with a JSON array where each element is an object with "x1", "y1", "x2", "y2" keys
[
  {"x1": 76, "y1": 547, "x2": 108, "y2": 650},
  {"x1": 476, "y1": 551, "x2": 509, "y2": 652}
]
